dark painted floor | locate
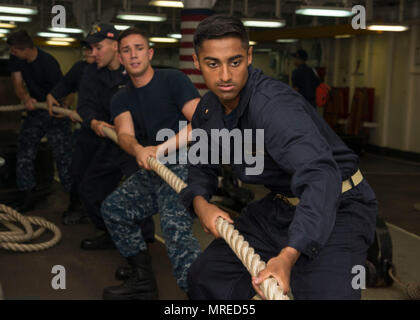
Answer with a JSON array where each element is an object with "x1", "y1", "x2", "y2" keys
[
  {"x1": 0, "y1": 190, "x2": 186, "y2": 300},
  {"x1": 360, "y1": 154, "x2": 420, "y2": 236}
]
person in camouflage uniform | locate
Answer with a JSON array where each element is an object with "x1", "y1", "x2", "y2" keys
[
  {"x1": 100, "y1": 27, "x2": 201, "y2": 300},
  {"x1": 7, "y1": 30, "x2": 72, "y2": 212},
  {"x1": 16, "y1": 110, "x2": 72, "y2": 192},
  {"x1": 102, "y1": 164, "x2": 200, "y2": 294}
]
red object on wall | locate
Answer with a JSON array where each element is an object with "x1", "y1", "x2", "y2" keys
[
  {"x1": 331, "y1": 87, "x2": 349, "y2": 117},
  {"x1": 366, "y1": 88, "x2": 375, "y2": 122},
  {"x1": 353, "y1": 87, "x2": 375, "y2": 122}
]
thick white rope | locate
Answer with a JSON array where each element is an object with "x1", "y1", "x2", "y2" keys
[
  {"x1": 0, "y1": 102, "x2": 82, "y2": 122},
  {"x1": 0, "y1": 204, "x2": 62, "y2": 252},
  {"x1": 1, "y1": 103, "x2": 288, "y2": 299}
]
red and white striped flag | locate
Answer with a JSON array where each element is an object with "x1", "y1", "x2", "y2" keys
[{"x1": 180, "y1": 9, "x2": 213, "y2": 97}]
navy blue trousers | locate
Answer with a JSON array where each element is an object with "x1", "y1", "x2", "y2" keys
[
  {"x1": 17, "y1": 110, "x2": 72, "y2": 191},
  {"x1": 188, "y1": 180, "x2": 377, "y2": 300}
]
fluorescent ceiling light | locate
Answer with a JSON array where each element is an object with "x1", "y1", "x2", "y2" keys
[
  {"x1": 249, "y1": 41, "x2": 257, "y2": 46},
  {"x1": 117, "y1": 12, "x2": 166, "y2": 22},
  {"x1": 0, "y1": 22, "x2": 16, "y2": 28},
  {"x1": 276, "y1": 39, "x2": 298, "y2": 43},
  {"x1": 46, "y1": 40, "x2": 71, "y2": 46},
  {"x1": 0, "y1": 28, "x2": 10, "y2": 34},
  {"x1": 0, "y1": 5, "x2": 37, "y2": 15},
  {"x1": 0, "y1": 15, "x2": 31, "y2": 22},
  {"x1": 242, "y1": 18, "x2": 285, "y2": 28},
  {"x1": 50, "y1": 37, "x2": 77, "y2": 42},
  {"x1": 149, "y1": 1, "x2": 183, "y2": 8},
  {"x1": 168, "y1": 33, "x2": 182, "y2": 39},
  {"x1": 37, "y1": 32, "x2": 69, "y2": 38},
  {"x1": 115, "y1": 24, "x2": 131, "y2": 30},
  {"x1": 48, "y1": 27, "x2": 84, "y2": 34},
  {"x1": 296, "y1": 6, "x2": 354, "y2": 17},
  {"x1": 149, "y1": 37, "x2": 178, "y2": 43},
  {"x1": 367, "y1": 24, "x2": 409, "y2": 32}
]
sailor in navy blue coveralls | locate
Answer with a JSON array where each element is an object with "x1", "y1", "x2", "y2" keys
[{"x1": 181, "y1": 15, "x2": 377, "y2": 300}]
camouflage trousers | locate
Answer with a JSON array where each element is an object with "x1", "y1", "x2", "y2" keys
[
  {"x1": 17, "y1": 110, "x2": 73, "y2": 192},
  {"x1": 101, "y1": 164, "x2": 201, "y2": 291}
]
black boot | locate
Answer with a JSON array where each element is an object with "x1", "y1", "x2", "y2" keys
[
  {"x1": 115, "y1": 265, "x2": 135, "y2": 281},
  {"x1": 115, "y1": 244, "x2": 153, "y2": 281},
  {"x1": 62, "y1": 191, "x2": 89, "y2": 225},
  {"x1": 103, "y1": 251, "x2": 159, "y2": 300},
  {"x1": 80, "y1": 232, "x2": 116, "y2": 250}
]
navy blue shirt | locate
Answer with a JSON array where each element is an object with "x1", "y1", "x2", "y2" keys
[
  {"x1": 223, "y1": 107, "x2": 238, "y2": 131},
  {"x1": 8, "y1": 48, "x2": 63, "y2": 102},
  {"x1": 180, "y1": 66, "x2": 360, "y2": 259},
  {"x1": 111, "y1": 68, "x2": 200, "y2": 146},
  {"x1": 77, "y1": 63, "x2": 129, "y2": 129},
  {"x1": 50, "y1": 60, "x2": 89, "y2": 99},
  {"x1": 291, "y1": 63, "x2": 320, "y2": 107}
]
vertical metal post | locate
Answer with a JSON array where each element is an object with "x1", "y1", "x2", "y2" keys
[
  {"x1": 399, "y1": 0, "x2": 405, "y2": 22},
  {"x1": 275, "y1": 0, "x2": 281, "y2": 18},
  {"x1": 366, "y1": 0, "x2": 373, "y2": 22},
  {"x1": 381, "y1": 33, "x2": 396, "y2": 147},
  {"x1": 97, "y1": 0, "x2": 101, "y2": 21}
]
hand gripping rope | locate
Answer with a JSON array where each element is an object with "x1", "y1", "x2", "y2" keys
[{"x1": 0, "y1": 103, "x2": 289, "y2": 299}]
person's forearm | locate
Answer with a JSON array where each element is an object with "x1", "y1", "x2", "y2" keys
[
  {"x1": 118, "y1": 132, "x2": 144, "y2": 158},
  {"x1": 279, "y1": 247, "x2": 301, "y2": 265},
  {"x1": 15, "y1": 85, "x2": 31, "y2": 103},
  {"x1": 192, "y1": 195, "x2": 209, "y2": 217}
]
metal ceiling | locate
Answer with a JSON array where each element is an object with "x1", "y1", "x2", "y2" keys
[{"x1": 0, "y1": 0, "x2": 418, "y2": 39}]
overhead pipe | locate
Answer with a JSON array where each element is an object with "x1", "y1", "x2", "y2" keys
[
  {"x1": 97, "y1": 0, "x2": 101, "y2": 21},
  {"x1": 399, "y1": 0, "x2": 405, "y2": 22},
  {"x1": 122, "y1": 0, "x2": 131, "y2": 12},
  {"x1": 275, "y1": 0, "x2": 281, "y2": 19},
  {"x1": 172, "y1": 8, "x2": 176, "y2": 31},
  {"x1": 244, "y1": 0, "x2": 248, "y2": 17},
  {"x1": 366, "y1": 0, "x2": 373, "y2": 22}
]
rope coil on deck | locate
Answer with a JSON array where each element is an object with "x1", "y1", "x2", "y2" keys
[
  {"x1": 388, "y1": 265, "x2": 420, "y2": 300},
  {"x1": 0, "y1": 204, "x2": 62, "y2": 252}
]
